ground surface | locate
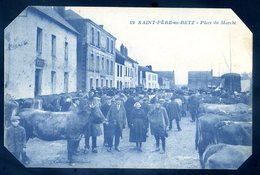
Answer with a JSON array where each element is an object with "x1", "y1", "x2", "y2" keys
[{"x1": 25, "y1": 116, "x2": 201, "y2": 169}]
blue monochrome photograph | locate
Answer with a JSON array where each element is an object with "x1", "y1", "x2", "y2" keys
[{"x1": 4, "y1": 6, "x2": 252, "y2": 169}]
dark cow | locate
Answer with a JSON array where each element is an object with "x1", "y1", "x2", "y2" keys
[
  {"x1": 195, "y1": 113, "x2": 252, "y2": 167},
  {"x1": 18, "y1": 99, "x2": 90, "y2": 141},
  {"x1": 202, "y1": 144, "x2": 251, "y2": 169},
  {"x1": 215, "y1": 121, "x2": 252, "y2": 146}
]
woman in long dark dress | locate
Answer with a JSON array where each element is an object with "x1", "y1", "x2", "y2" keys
[{"x1": 129, "y1": 102, "x2": 147, "y2": 152}]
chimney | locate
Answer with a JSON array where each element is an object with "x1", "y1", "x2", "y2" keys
[
  {"x1": 120, "y1": 44, "x2": 125, "y2": 55},
  {"x1": 125, "y1": 47, "x2": 128, "y2": 56},
  {"x1": 146, "y1": 65, "x2": 152, "y2": 71},
  {"x1": 54, "y1": 6, "x2": 65, "y2": 17},
  {"x1": 99, "y1": 25, "x2": 104, "y2": 28}
]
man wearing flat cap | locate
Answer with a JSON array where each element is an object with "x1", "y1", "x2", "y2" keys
[
  {"x1": 5, "y1": 115, "x2": 29, "y2": 164},
  {"x1": 148, "y1": 99, "x2": 169, "y2": 154}
]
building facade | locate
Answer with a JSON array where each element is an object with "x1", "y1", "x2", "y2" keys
[
  {"x1": 138, "y1": 66, "x2": 159, "y2": 89},
  {"x1": 188, "y1": 70, "x2": 213, "y2": 90},
  {"x1": 156, "y1": 71, "x2": 175, "y2": 89},
  {"x1": 115, "y1": 50, "x2": 124, "y2": 89},
  {"x1": 4, "y1": 6, "x2": 78, "y2": 99},
  {"x1": 65, "y1": 9, "x2": 116, "y2": 92},
  {"x1": 115, "y1": 45, "x2": 139, "y2": 89}
]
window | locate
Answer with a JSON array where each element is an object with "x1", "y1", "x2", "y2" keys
[
  {"x1": 102, "y1": 57, "x2": 105, "y2": 72},
  {"x1": 96, "y1": 56, "x2": 100, "y2": 72},
  {"x1": 90, "y1": 78, "x2": 93, "y2": 89},
  {"x1": 117, "y1": 65, "x2": 120, "y2": 77},
  {"x1": 106, "y1": 59, "x2": 109, "y2": 74},
  {"x1": 91, "y1": 27, "x2": 94, "y2": 45},
  {"x1": 64, "y1": 72, "x2": 69, "y2": 93},
  {"x1": 125, "y1": 67, "x2": 127, "y2": 76},
  {"x1": 36, "y1": 27, "x2": 42, "y2": 54},
  {"x1": 110, "y1": 61, "x2": 113, "y2": 75},
  {"x1": 106, "y1": 80, "x2": 108, "y2": 87},
  {"x1": 97, "y1": 31, "x2": 100, "y2": 47},
  {"x1": 120, "y1": 66, "x2": 122, "y2": 77},
  {"x1": 111, "y1": 40, "x2": 114, "y2": 53},
  {"x1": 96, "y1": 79, "x2": 99, "y2": 88},
  {"x1": 101, "y1": 79, "x2": 104, "y2": 87},
  {"x1": 65, "y1": 42, "x2": 68, "y2": 62},
  {"x1": 106, "y1": 37, "x2": 109, "y2": 52},
  {"x1": 51, "y1": 71, "x2": 56, "y2": 93},
  {"x1": 90, "y1": 54, "x2": 94, "y2": 71},
  {"x1": 110, "y1": 80, "x2": 113, "y2": 88},
  {"x1": 51, "y1": 35, "x2": 56, "y2": 57}
]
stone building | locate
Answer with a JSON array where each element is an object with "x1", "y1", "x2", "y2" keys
[
  {"x1": 4, "y1": 6, "x2": 78, "y2": 99},
  {"x1": 138, "y1": 66, "x2": 159, "y2": 89},
  {"x1": 156, "y1": 71, "x2": 175, "y2": 89},
  {"x1": 64, "y1": 9, "x2": 116, "y2": 92},
  {"x1": 188, "y1": 70, "x2": 213, "y2": 90}
]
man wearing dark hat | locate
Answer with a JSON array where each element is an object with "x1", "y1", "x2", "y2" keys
[
  {"x1": 101, "y1": 96, "x2": 113, "y2": 147},
  {"x1": 5, "y1": 115, "x2": 29, "y2": 164},
  {"x1": 140, "y1": 96, "x2": 151, "y2": 137},
  {"x1": 167, "y1": 97, "x2": 182, "y2": 131},
  {"x1": 148, "y1": 99, "x2": 169, "y2": 154},
  {"x1": 106, "y1": 98, "x2": 126, "y2": 152}
]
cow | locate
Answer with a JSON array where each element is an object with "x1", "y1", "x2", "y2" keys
[
  {"x1": 18, "y1": 98, "x2": 90, "y2": 141},
  {"x1": 199, "y1": 103, "x2": 251, "y2": 115},
  {"x1": 215, "y1": 121, "x2": 252, "y2": 146},
  {"x1": 195, "y1": 113, "x2": 252, "y2": 167},
  {"x1": 202, "y1": 144, "x2": 251, "y2": 169}
]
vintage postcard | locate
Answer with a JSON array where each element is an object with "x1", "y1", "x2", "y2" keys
[{"x1": 4, "y1": 6, "x2": 252, "y2": 169}]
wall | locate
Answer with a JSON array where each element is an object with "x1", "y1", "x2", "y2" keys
[
  {"x1": 85, "y1": 21, "x2": 116, "y2": 91},
  {"x1": 145, "y1": 71, "x2": 159, "y2": 89},
  {"x1": 4, "y1": 8, "x2": 77, "y2": 99}
]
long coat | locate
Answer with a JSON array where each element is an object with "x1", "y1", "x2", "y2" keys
[
  {"x1": 166, "y1": 101, "x2": 181, "y2": 121},
  {"x1": 5, "y1": 125, "x2": 27, "y2": 154},
  {"x1": 129, "y1": 108, "x2": 147, "y2": 142},
  {"x1": 85, "y1": 106, "x2": 105, "y2": 137},
  {"x1": 148, "y1": 107, "x2": 169, "y2": 137},
  {"x1": 106, "y1": 104, "x2": 126, "y2": 137},
  {"x1": 188, "y1": 95, "x2": 200, "y2": 116}
]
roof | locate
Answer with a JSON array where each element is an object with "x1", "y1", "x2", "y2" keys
[
  {"x1": 155, "y1": 71, "x2": 174, "y2": 80},
  {"x1": 115, "y1": 50, "x2": 125, "y2": 65},
  {"x1": 29, "y1": 6, "x2": 78, "y2": 34},
  {"x1": 188, "y1": 71, "x2": 212, "y2": 79},
  {"x1": 221, "y1": 73, "x2": 241, "y2": 78},
  {"x1": 115, "y1": 49, "x2": 138, "y2": 64},
  {"x1": 64, "y1": 9, "x2": 116, "y2": 40},
  {"x1": 139, "y1": 66, "x2": 156, "y2": 73},
  {"x1": 125, "y1": 56, "x2": 138, "y2": 64}
]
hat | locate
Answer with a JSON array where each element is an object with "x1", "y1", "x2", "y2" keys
[
  {"x1": 105, "y1": 96, "x2": 112, "y2": 100},
  {"x1": 11, "y1": 115, "x2": 20, "y2": 121},
  {"x1": 93, "y1": 96, "x2": 101, "y2": 101},
  {"x1": 159, "y1": 98, "x2": 165, "y2": 103}
]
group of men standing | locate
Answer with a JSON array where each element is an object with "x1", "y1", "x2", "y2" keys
[{"x1": 64, "y1": 90, "x2": 200, "y2": 166}]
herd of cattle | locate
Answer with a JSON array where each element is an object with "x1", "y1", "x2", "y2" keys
[
  {"x1": 4, "y1": 90, "x2": 252, "y2": 169},
  {"x1": 196, "y1": 103, "x2": 252, "y2": 169}
]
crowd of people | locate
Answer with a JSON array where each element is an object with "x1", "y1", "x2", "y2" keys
[{"x1": 4, "y1": 87, "x2": 251, "y2": 166}]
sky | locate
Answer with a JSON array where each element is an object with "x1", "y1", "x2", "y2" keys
[{"x1": 67, "y1": 7, "x2": 252, "y2": 85}]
